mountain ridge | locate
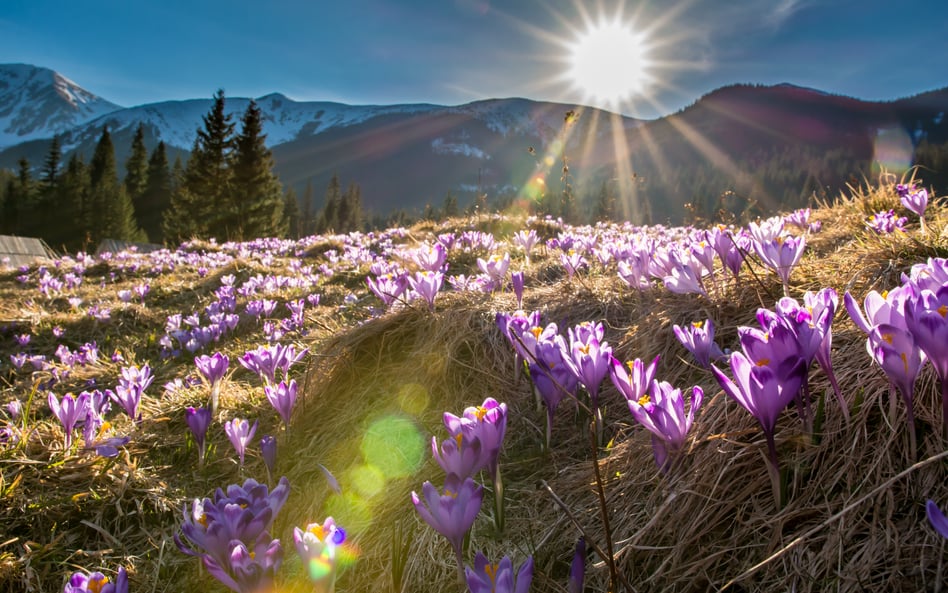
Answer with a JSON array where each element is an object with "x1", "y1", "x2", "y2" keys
[{"x1": 2, "y1": 63, "x2": 947, "y2": 224}]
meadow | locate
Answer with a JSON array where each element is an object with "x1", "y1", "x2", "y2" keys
[{"x1": 2, "y1": 179, "x2": 948, "y2": 593}]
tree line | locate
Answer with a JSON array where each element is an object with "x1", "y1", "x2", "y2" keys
[{"x1": 0, "y1": 90, "x2": 370, "y2": 252}]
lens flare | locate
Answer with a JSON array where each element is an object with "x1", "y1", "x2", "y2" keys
[
  {"x1": 872, "y1": 126, "x2": 913, "y2": 174},
  {"x1": 360, "y1": 415, "x2": 424, "y2": 479},
  {"x1": 568, "y1": 19, "x2": 653, "y2": 105}
]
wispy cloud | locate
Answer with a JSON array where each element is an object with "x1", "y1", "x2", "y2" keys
[{"x1": 765, "y1": 0, "x2": 811, "y2": 29}]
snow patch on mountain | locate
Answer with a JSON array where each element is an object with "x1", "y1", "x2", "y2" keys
[
  {"x1": 0, "y1": 63, "x2": 122, "y2": 148},
  {"x1": 431, "y1": 137, "x2": 490, "y2": 159}
]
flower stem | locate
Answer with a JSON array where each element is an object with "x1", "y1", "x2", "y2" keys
[{"x1": 589, "y1": 417, "x2": 618, "y2": 592}]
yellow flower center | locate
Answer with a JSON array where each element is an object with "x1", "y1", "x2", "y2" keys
[
  {"x1": 691, "y1": 321, "x2": 704, "y2": 329},
  {"x1": 530, "y1": 327, "x2": 543, "y2": 339},
  {"x1": 638, "y1": 394, "x2": 650, "y2": 406},
  {"x1": 579, "y1": 344, "x2": 591, "y2": 355},
  {"x1": 88, "y1": 576, "x2": 109, "y2": 593},
  {"x1": 198, "y1": 513, "x2": 208, "y2": 528},
  {"x1": 755, "y1": 358, "x2": 771, "y2": 367},
  {"x1": 939, "y1": 304, "x2": 948, "y2": 318},
  {"x1": 475, "y1": 406, "x2": 488, "y2": 421},
  {"x1": 901, "y1": 352, "x2": 909, "y2": 374},
  {"x1": 882, "y1": 333, "x2": 894, "y2": 345},
  {"x1": 444, "y1": 489, "x2": 458, "y2": 499},
  {"x1": 455, "y1": 434, "x2": 463, "y2": 448},
  {"x1": 307, "y1": 524, "x2": 326, "y2": 540},
  {"x1": 485, "y1": 563, "x2": 499, "y2": 585}
]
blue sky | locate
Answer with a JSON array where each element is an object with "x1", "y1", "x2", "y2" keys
[{"x1": 3, "y1": 0, "x2": 947, "y2": 119}]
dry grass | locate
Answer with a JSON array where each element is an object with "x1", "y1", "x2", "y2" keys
[{"x1": 1, "y1": 181, "x2": 947, "y2": 592}]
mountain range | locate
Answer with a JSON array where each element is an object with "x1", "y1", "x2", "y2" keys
[{"x1": 2, "y1": 63, "x2": 947, "y2": 223}]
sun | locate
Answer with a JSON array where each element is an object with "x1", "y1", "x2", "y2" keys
[{"x1": 567, "y1": 19, "x2": 653, "y2": 105}]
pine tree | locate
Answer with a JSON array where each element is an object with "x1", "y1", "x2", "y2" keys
[
  {"x1": 42, "y1": 136, "x2": 62, "y2": 189},
  {"x1": 88, "y1": 127, "x2": 144, "y2": 243},
  {"x1": 4, "y1": 158, "x2": 35, "y2": 235},
  {"x1": 55, "y1": 154, "x2": 91, "y2": 251},
  {"x1": 140, "y1": 141, "x2": 172, "y2": 242},
  {"x1": 318, "y1": 173, "x2": 342, "y2": 232},
  {"x1": 300, "y1": 179, "x2": 315, "y2": 236},
  {"x1": 343, "y1": 182, "x2": 362, "y2": 232},
  {"x1": 229, "y1": 99, "x2": 285, "y2": 240},
  {"x1": 283, "y1": 187, "x2": 301, "y2": 238},
  {"x1": 167, "y1": 90, "x2": 235, "y2": 240},
  {"x1": 125, "y1": 123, "x2": 149, "y2": 213}
]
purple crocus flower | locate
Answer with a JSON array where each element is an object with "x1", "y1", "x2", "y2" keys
[
  {"x1": 264, "y1": 380, "x2": 297, "y2": 431},
  {"x1": 81, "y1": 412, "x2": 130, "y2": 458},
  {"x1": 239, "y1": 344, "x2": 307, "y2": 385},
  {"x1": 110, "y1": 383, "x2": 143, "y2": 423},
  {"x1": 566, "y1": 321, "x2": 612, "y2": 412},
  {"x1": 367, "y1": 271, "x2": 409, "y2": 308},
  {"x1": 194, "y1": 352, "x2": 230, "y2": 386},
  {"x1": 926, "y1": 500, "x2": 948, "y2": 539},
  {"x1": 904, "y1": 284, "x2": 948, "y2": 437},
  {"x1": 901, "y1": 186, "x2": 929, "y2": 232},
  {"x1": 560, "y1": 249, "x2": 587, "y2": 281},
  {"x1": 569, "y1": 537, "x2": 586, "y2": 593},
  {"x1": 867, "y1": 210, "x2": 907, "y2": 234},
  {"x1": 432, "y1": 432, "x2": 484, "y2": 481},
  {"x1": 411, "y1": 476, "x2": 483, "y2": 577},
  {"x1": 512, "y1": 229, "x2": 539, "y2": 265},
  {"x1": 610, "y1": 355, "x2": 660, "y2": 410},
  {"x1": 868, "y1": 323, "x2": 926, "y2": 453},
  {"x1": 64, "y1": 566, "x2": 128, "y2": 593},
  {"x1": 627, "y1": 380, "x2": 704, "y2": 471},
  {"x1": 711, "y1": 349, "x2": 806, "y2": 474},
  {"x1": 294, "y1": 517, "x2": 347, "y2": 589},
  {"x1": 672, "y1": 319, "x2": 726, "y2": 368},
  {"x1": 48, "y1": 391, "x2": 90, "y2": 449},
  {"x1": 224, "y1": 417, "x2": 258, "y2": 468},
  {"x1": 511, "y1": 271, "x2": 525, "y2": 309},
  {"x1": 203, "y1": 534, "x2": 283, "y2": 593},
  {"x1": 496, "y1": 310, "x2": 542, "y2": 362},
  {"x1": 754, "y1": 234, "x2": 806, "y2": 293},
  {"x1": 408, "y1": 270, "x2": 443, "y2": 311},
  {"x1": 709, "y1": 225, "x2": 746, "y2": 279},
  {"x1": 185, "y1": 406, "x2": 212, "y2": 465},
  {"x1": 196, "y1": 352, "x2": 229, "y2": 416},
  {"x1": 176, "y1": 476, "x2": 290, "y2": 568},
  {"x1": 260, "y1": 435, "x2": 277, "y2": 484},
  {"x1": 465, "y1": 553, "x2": 534, "y2": 593},
  {"x1": 477, "y1": 253, "x2": 510, "y2": 291},
  {"x1": 443, "y1": 397, "x2": 507, "y2": 480},
  {"x1": 411, "y1": 243, "x2": 448, "y2": 272}
]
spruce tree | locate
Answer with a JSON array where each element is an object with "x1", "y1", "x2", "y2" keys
[
  {"x1": 300, "y1": 179, "x2": 315, "y2": 236},
  {"x1": 88, "y1": 127, "x2": 144, "y2": 243},
  {"x1": 166, "y1": 90, "x2": 235, "y2": 240},
  {"x1": 140, "y1": 141, "x2": 172, "y2": 242},
  {"x1": 229, "y1": 99, "x2": 285, "y2": 240},
  {"x1": 125, "y1": 123, "x2": 149, "y2": 212},
  {"x1": 344, "y1": 183, "x2": 362, "y2": 232},
  {"x1": 42, "y1": 136, "x2": 62, "y2": 189},
  {"x1": 56, "y1": 154, "x2": 90, "y2": 251},
  {"x1": 319, "y1": 173, "x2": 342, "y2": 233},
  {"x1": 283, "y1": 187, "x2": 301, "y2": 238},
  {"x1": 5, "y1": 158, "x2": 35, "y2": 235}
]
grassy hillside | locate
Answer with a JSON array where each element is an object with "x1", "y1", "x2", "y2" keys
[{"x1": 1, "y1": 179, "x2": 948, "y2": 593}]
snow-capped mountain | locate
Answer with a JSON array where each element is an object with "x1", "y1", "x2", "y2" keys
[{"x1": 0, "y1": 64, "x2": 122, "y2": 148}]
